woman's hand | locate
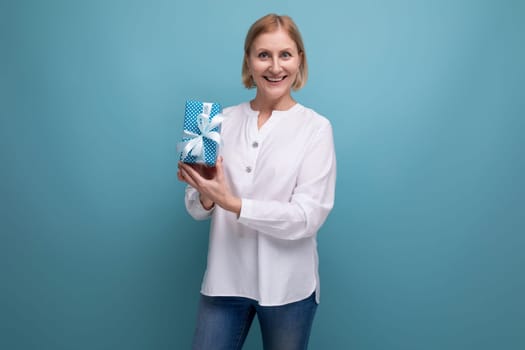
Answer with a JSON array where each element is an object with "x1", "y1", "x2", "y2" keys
[{"x1": 177, "y1": 157, "x2": 241, "y2": 215}]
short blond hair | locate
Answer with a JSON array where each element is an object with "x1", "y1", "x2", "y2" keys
[{"x1": 242, "y1": 14, "x2": 308, "y2": 90}]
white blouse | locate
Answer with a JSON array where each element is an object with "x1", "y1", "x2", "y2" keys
[{"x1": 184, "y1": 102, "x2": 336, "y2": 306}]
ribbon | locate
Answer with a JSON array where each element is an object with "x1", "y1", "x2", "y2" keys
[{"x1": 178, "y1": 111, "x2": 223, "y2": 163}]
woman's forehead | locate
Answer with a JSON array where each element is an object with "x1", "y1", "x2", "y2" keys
[{"x1": 251, "y1": 29, "x2": 297, "y2": 50}]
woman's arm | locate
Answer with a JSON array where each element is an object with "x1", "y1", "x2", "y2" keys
[{"x1": 238, "y1": 122, "x2": 336, "y2": 240}]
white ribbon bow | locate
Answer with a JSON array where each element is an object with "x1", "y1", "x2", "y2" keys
[{"x1": 178, "y1": 112, "x2": 223, "y2": 163}]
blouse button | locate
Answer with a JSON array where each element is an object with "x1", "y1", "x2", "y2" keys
[
  {"x1": 252, "y1": 141, "x2": 259, "y2": 148},
  {"x1": 245, "y1": 166, "x2": 252, "y2": 173}
]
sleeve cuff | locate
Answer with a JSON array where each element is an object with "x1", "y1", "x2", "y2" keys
[
  {"x1": 238, "y1": 197, "x2": 259, "y2": 225},
  {"x1": 187, "y1": 188, "x2": 215, "y2": 219}
]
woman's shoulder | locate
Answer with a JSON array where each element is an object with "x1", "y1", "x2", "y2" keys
[
  {"x1": 294, "y1": 103, "x2": 332, "y2": 129},
  {"x1": 222, "y1": 102, "x2": 250, "y2": 117}
]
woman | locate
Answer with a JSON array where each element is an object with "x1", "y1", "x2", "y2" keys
[{"x1": 178, "y1": 13, "x2": 336, "y2": 350}]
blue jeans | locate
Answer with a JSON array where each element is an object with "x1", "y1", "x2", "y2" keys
[{"x1": 192, "y1": 292, "x2": 318, "y2": 350}]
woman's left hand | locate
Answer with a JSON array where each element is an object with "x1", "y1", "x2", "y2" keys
[{"x1": 178, "y1": 157, "x2": 241, "y2": 215}]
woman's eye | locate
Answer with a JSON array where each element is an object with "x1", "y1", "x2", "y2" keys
[
  {"x1": 281, "y1": 52, "x2": 292, "y2": 58},
  {"x1": 258, "y1": 52, "x2": 269, "y2": 58}
]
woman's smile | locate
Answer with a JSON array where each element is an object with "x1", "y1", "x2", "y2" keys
[{"x1": 264, "y1": 75, "x2": 287, "y2": 83}]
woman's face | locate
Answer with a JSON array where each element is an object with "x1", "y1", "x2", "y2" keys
[{"x1": 247, "y1": 29, "x2": 302, "y2": 104}]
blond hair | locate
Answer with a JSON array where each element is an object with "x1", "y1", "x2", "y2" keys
[{"x1": 242, "y1": 14, "x2": 308, "y2": 90}]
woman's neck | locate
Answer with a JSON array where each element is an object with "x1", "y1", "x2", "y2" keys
[
  {"x1": 250, "y1": 94, "x2": 296, "y2": 114},
  {"x1": 251, "y1": 95, "x2": 296, "y2": 129}
]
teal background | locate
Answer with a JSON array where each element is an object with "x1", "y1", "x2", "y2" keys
[{"x1": 1, "y1": 0, "x2": 524, "y2": 349}]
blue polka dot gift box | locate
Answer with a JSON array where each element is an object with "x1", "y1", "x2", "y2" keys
[{"x1": 177, "y1": 100, "x2": 223, "y2": 166}]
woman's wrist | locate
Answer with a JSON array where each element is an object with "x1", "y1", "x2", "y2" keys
[
  {"x1": 223, "y1": 196, "x2": 242, "y2": 216},
  {"x1": 199, "y1": 194, "x2": 241, "y2": 215},
  {"x1": 199, "y1": 195, "x2": 215, "y2": 210}
]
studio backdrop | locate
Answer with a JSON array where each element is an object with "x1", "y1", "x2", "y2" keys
[{"x1": 1, "y1": 0, "x2": 524, "y2": 349}]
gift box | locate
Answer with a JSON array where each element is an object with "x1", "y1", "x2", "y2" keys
[{"x1": 178, "y1": 100, "x2": 223, "y2": 166}]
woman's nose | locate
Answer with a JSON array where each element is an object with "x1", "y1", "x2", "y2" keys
[{"x1": 269, "y1": 59, "x2": 281, "y2": 72}]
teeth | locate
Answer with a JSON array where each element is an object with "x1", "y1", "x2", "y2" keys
[{"x1": 266, "y1": 76, "x2": 284, "y2": 82}]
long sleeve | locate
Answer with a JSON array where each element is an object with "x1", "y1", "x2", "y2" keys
[
  {"x1": 184, "y1": 185, "x2": 214, "y2": 220},
  {"x1": 237, "y1": 121, "x2": 336, "y2": 240}
]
